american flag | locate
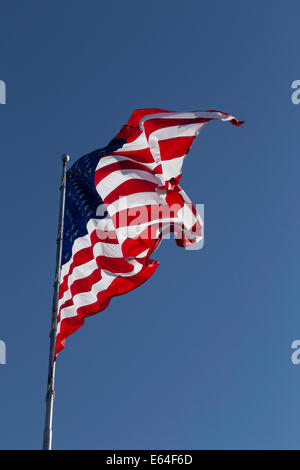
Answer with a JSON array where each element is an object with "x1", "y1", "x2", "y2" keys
[{"x1": 55, "y1": 108, "x2": 243, "y2": 356}]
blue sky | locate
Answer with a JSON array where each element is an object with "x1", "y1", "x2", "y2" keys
[{"x1": 1, "y1": 0, "x2": 300, "y2": 450}]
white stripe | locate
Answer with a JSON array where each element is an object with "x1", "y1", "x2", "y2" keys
[
  {"x1": 61, "y1": 217, "x2": 119, "y2": 278},
  {"x1": 57, "y1": 259, "x2": 144, "y2": 332},
  {"x1": 135, "y1": 248, "x2": 149, "y2": 258},
  {"x1": 150, "y1": 122, "x2": 207, "y2": 142},
  {"x1": 177, "y1": 205, "x2": 198, "y2": 230},
  {"x1": 115, "y1": 216, "x2": 196, "y2": 239},
  {"x1": 178, "y1": 187, "x2": 192, "y2": 204},
  {"x1": 114, "y1": 131, "x2": 148, "y2": 152},
  {"x1": 139, "y1": 110, "x2": 232, "y2": 125},
  {"x1": 59, "y1": 240, "x2": 124, "y2": 307},
  {"x1": 97, "y1": 169, "x2": 162, "y2": 200},
  {"x1": 161, "y1": 156, "x2": 186, "y2": 182},
  {"x1": 106, "y1": 191, "x2": 167, "y2": 218},
  {"x1": 145, "y1": 123, "x2": 207, "y2": 184},
  {"x1": 96, "y1": 153, "x2": 158, "y2": 172},
  {"x1": 57, "y1": 270, "x2": 116, "y2": 333},
  {"x1": 147, "y1": 124, "x2": 205, "y2": 172}
]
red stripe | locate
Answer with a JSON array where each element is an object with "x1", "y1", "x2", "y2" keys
[
  {"x1": 55, "y1": 259, "x2": 159, "y2": 357},
  {"x1": 121, "y1": 232, "x2": 161, "y2": 259},
  {"x1": 59, "y1": 254, "x2": 142, "y2": 319},
  {"x1": 69, "y1": 268, "x2": 102, "y2": 298},
  {"x1": 112, "y1": 203, "x2": 183, "y2": 229},
  {"x1": 104, "y1": 179, "x2": 158, "y2": 205},
  {"x1": 59, "y1": 229, "x2": 119, "y2": 300},
  {"x1": 97, "y1": 256, "x2": 139, "y2": 274},
  {"x1": 158, "y1": 136, "x2": 195, "y2": 161},
  {"x1": 127, "y1": 108, "x2": 173, "y2": 127},
  {"x1": 94, "y1": 228, "x2": 119, "y2": 243},
  {"x1": 59, "y1": 246, "x2": 93, "y2": 299},
  {"x1": 113, "y1": 148, "x2": 154, "y2": 164},
  {"x1": 95, "y1": 160, "x2": 156, "y2": 187},
  {"x1": 114, "y1": 124, "x2": 142, "y2": 142}
]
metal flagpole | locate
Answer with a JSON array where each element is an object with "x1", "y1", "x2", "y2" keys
[{"x1": 43, "y1": 154, "x2": 70, "y2": 450}]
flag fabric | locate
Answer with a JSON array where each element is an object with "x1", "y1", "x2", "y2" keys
[{"x1": 55, "y1": 108, "x2": 243, "y2": 356}]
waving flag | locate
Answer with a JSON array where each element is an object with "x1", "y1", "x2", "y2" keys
[{"x1": 55, "y1": 108, "x2": 243, "y2": 356}]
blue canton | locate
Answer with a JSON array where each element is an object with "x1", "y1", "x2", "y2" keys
[{"x1": 62, "y1": 138, "x2": 125, "y2": 264}]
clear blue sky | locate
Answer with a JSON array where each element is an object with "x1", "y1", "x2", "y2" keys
[{"x1": 1, "y1": 0, "x2": 300, "y2": 450}]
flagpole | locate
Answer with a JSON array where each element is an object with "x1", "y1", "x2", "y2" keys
[{"x1": 43, "y1": 154, "x2": 70, "y2": 450}]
